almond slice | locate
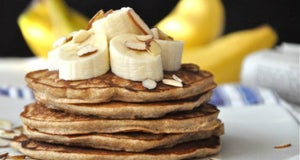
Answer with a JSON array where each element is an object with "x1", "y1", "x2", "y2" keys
[
  {"x1": 162, "y1": 79, "x2": 183, "y2": 87},
  {"x1": 87, "y1": 9, "x2": 105, "y2": 29},
  {"x1": 77, "y1": 44, "x2": 98, "y2": 57},
  {"x1": 8, "y1": 155, "x2": 27, "y2": 159},
  {"x1": 0, "y1": 129, "x2": 21, "y2": 139},
  {"x1": 125, "y1": 40, "x2": 146, "y2": 51},
  {"x1": 172, "y1": 74, "x2": 183, "y2": 83},
  {"x1": 136, "y1": 35, "x2": 153, "y2": 42},
  {"x1": 0, "y1": 138, "x2": 10, "y2": 148},
  {"x1": 142, "y1": 79, "x2": 157, "y2": 89},
  {"x1": 0, "y1": 152, "x2": 8, "y2": 158},
  {"x1": 274, "y1": 143, "x2": 292, "y2": 149},
  {"x1": 0, "y1": 119, "x2": 12, "y2": 130},
  {"x1": 145, "y1": 40, "x2": 161, "y2": 56},
  {"x1": 73, "y1": 30, "x2": 91, "y2": 43}
]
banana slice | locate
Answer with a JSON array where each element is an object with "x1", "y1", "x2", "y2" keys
[
  {"x1": 156, "y1": 39, "x2": 184, "y2": 71},
  {"x1": 110, "y1": 34, "x2": 163, "y2": 81},
  {"x1": 151, "y1": 28, "x2": 184, "y2": 71},
  {"x1": 48, "y1": 29, "x2": 109, "y2": 80},
  {"x1": 91, "y1": 7, "x2": 152, "y2": 41}
]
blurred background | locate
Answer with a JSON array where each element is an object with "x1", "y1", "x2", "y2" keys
[{"x1": 0, "y1": 0, "x2": 299, "y2": 57}]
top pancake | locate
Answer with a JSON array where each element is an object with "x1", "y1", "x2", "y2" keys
[{"x1": 25, "y1": 64, "x2": 216, "y2": 103}]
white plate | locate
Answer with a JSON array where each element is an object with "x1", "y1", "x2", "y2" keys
[{"x1": 0, "y1": 97, "x2": 299, "y2": 159}]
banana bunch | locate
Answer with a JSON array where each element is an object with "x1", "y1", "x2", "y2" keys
[
  {"x1": 157, "y1": 0, "x2": 225, "y2": 49},
  {"x1": 156, "y1": 0, "x2": 278, "y2": 84},
  {"x1": 18, "y1": 0, "x2": 89, "y2": 58},
  {"x1": 182, "y1": 25, "x2": 278, "y2": 83}
]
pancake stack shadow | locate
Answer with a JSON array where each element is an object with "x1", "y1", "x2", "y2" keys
[{"x1": 12, "y1": 64, "x2": 224, "y2": 160}]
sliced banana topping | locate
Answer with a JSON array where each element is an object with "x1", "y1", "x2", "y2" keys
[
  {"x1": 48, "y1": 7, "x2": 185, "y2": 81},
  {"x1": 91, "y1": 7, "x2": 152, "y2": 41},
  {"x1": 48, "y1": 29, "x2": 109, "y2": 80},
  {"x1": 156, "y1": 39, "x2": 183, "y2": 71},
  {"x1": 150, "y1": 27, "x2": 183, "y2": 71},
  {"x1": 110, "y1": 34, "x2": 163, "y2": 81}
]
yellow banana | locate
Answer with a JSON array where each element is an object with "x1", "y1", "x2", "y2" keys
[
  {"x1": 17, "y1": 0, "x2": 89, "y2": 58},
  {"x1": 182, "y1": 25, "x2": 278, "y2": 84},
  {"x1": 156, "y1": 0, "x2": 224, "y2": 49}
]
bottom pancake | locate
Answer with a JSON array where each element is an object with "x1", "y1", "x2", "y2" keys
[
  {"x1": 23, "y1": 123, "x2": 224, "y2": 152},
  {"x1": 11, "y1": 135, "x2": 221, "y2": 160}
]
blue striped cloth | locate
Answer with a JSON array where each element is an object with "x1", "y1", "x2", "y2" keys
[
  {"x1": 0, "y1": 84, "x2": 281, "y2": 107},
  {"x1": 209, "y1": 84, "x2": 281, "y2": 107},
  {"x1": 0, "y1": 85, "x2": 34, "y2": 100}
]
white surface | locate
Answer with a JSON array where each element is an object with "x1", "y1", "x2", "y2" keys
[
  {"x1": 0, "y1": 57, "x2": 47, "y2": 86},
  {"x1": 217, "y1": 105, "x2": 299, "y2": 160},
  {"x1": 0, "y1": 96, "x2": 299, "y2": 159}
]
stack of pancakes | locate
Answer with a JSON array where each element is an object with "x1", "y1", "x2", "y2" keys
[{"x1": 12, "y1": 64, "x2": 224, "y2": 160}]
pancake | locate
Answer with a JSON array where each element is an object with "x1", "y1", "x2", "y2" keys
[
  {"x1": 38, "y1": 91, "x2": 213, "y2": 119},
  {"x1": 11, "y1": 135, "x2": 221, "y2": 160},
  {"x1": 21, "y1": 102, "x2": 220, "y2": 134},
  {"x1": 23, "y1": 123, "x2": 224, "y2": 152},
  {"x1": 25, "y1": 64, "x2": 216, "y2": 103}
]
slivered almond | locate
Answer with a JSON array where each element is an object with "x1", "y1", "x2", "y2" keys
[
  {"x1": 8, "y1": 155, "x2": 27, "y2": 159},
  {"x1": 142, "y1": 79, "x2": 157, "y2": 89},
  {"x1": 104, "y1": 9, "x2": 114, "y2": 17},
  {"x1": 87, "y1": 9, "x2": 105, "y2": 29},
  {"x1": 77, "y1": 44, "x2": 98, "y2": 57},
  {"x1": 0, "y1": 129, "x2": 21, "y2": 139},
  {"x1": 0, "y1": 138, "x2": 10, "y2": 148},
  {"x1": 274, "y1": 143, "x2": 292, "y2": 149},
  {"x1": 162, "y1": 79, "x2": 183, "y2": 87},
  {"x1": 172, "y1": 74, "x2": 183, "y2": 83},
  {"x1": 73, "y1": 30, "x2": 91, "y2": 43},
  {"x1": 0, "y1": 152, "x2": 8, "y2": 158},
  {"x1": 125, "y1": 40, "x2": 146, "y2": 51},
  {"x1": 127, "y1": 9, "x2": 151, "y2": 35},
  {"x1": 0, "y1": 119, "x2": 12, "y2": 130},
  {"x1": 136, "y1": 35, "x2": 153, "y2": 42}
]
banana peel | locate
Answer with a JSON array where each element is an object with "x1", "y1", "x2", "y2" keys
[
  {"x1": 157, "y1": 0, "x2": 225, "y2": 49},
  {"x1": 17, "y1": 0, "x2": 89, "y2": 58},
  {"x1": 182, "y1": 25, "x2": 278, "y2": 84}
]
